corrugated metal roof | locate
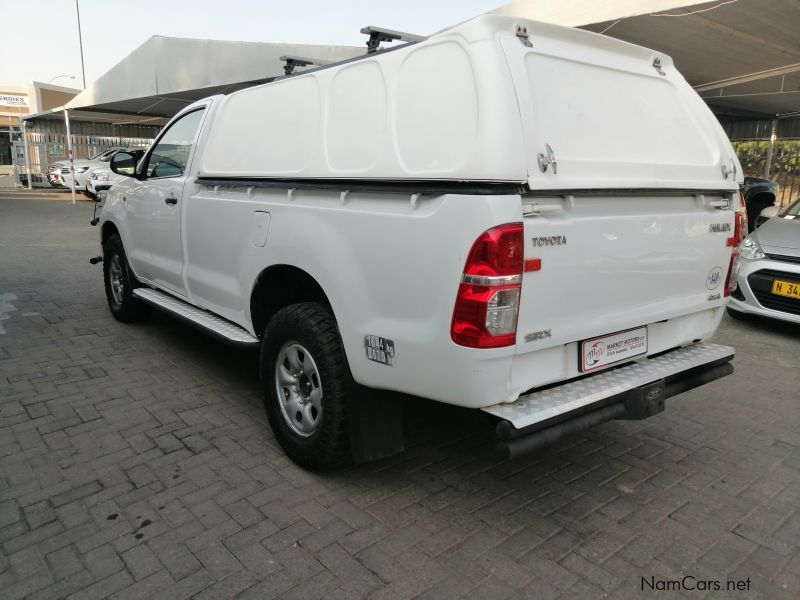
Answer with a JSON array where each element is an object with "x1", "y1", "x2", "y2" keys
[
  {"x1": 28, "y1": 2, "x2": 800, "y2": 124},
  {"x1": 578, "y1": 0, "x2": 800, "y2": 118},
  {"x1": 721, "y1": 116, "x2": 800, "y2": 141}
]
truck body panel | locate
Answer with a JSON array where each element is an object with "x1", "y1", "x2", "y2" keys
[{"x1": 99, "y1": 14, "x2": 739, "y2": 444}]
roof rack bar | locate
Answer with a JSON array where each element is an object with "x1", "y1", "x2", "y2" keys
[
  {"x1": 359, "y1": 26, "x2": 425, "y2": 53},
  {"x1": 279, "y1": 55, "x2": 333, "y2": 75}
]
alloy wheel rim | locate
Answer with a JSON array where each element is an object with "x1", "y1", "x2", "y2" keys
[
  {"x1": 274, "y1": 342, "x2": 323, "y2": 437},
  {"x1": 110, "y1": 255, "x2": 124, "y2": 304}
]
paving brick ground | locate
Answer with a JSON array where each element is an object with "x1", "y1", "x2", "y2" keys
[{"x1": 1, "y1": 190, "x2": 799, "y2": 600}]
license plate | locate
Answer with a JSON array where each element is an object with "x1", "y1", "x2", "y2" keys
[
  {"x1": 580, "y1": 326, "x2": 647, "y2": 373},
  {"x1": 772, "y1": 279, "x2": 800, "y2": 300}
]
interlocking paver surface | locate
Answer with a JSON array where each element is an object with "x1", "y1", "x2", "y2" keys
[{"x1": 1, "y1": 190, "x2": 799, "y2": 599}]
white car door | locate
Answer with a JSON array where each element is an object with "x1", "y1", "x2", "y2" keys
[{"x1": 126, "y1": 108, "x2": 206, "y2": 296}]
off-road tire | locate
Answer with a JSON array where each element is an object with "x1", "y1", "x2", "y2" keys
[
  {"x1": 102, "y1": 234, "x2": 152, "y2": 323},
  {"x1": 261, "y1": 302, "x2": 353, "y2": 469}
]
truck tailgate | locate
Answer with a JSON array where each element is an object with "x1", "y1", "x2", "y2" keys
[{"x1": 516, "y1": 192, "x2": 735, "y2": 361}]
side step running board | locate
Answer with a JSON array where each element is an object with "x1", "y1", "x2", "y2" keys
[
  {"x1": 133, "y1": 288, "x2": 260, "y2": 348},
  {"x1": 484, "y1": 343, "x2": 734, "y2": 459}
]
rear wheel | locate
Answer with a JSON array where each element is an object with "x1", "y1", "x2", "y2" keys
[
  {"x1": 102, "y1": 234, "x2": 151, "y2": 323},
  {"x1": 261, "y1": 302, "x2": 352, "y2": 469}
]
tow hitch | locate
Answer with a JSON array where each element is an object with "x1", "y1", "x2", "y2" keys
[{"x1": 489, "y1": 344, "x2": 735, "y2": 460}]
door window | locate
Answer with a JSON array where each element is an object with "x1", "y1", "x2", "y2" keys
[{"x1": 145, "y1": 109, "x2": 205, "y2": 178}]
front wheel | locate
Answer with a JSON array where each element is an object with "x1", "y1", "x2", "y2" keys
[
  {"x1": 261, "y1": 302, "x2": 353, "y2": 469},
  {"x1": 102, "y1": 234, "x2": 151, "y2": 323}
]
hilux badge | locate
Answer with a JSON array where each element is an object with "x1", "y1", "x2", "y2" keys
[{"x1": 709, "y1": 223, "x2": 731, "y2": 233}]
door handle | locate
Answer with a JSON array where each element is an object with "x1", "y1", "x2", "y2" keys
[{"x1": 165, "y1": 196, "x2": 178, "y2": 205}]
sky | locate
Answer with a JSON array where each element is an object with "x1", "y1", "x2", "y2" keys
[{"x1": 1, "y1": 0, "x2": 506, "y2": 88}]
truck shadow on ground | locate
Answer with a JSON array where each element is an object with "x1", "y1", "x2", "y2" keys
[
  {"x1": 64, "y1": 299, "x2": 792, "y2": 593},
  {"x1": 143, "y1": 306, "x2": 758, "y2": 540},
  {"x1": 140, "y1": 310, "x2": 510, "y2": 468}
]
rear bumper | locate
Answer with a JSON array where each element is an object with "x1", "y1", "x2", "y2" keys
[{"x1": 485, "y1": 343, "x2": 734, "y2": 459}]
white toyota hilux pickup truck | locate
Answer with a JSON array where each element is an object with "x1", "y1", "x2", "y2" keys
[{"x1": 96, "y1": 15, "x2": 743, "y2": 469}]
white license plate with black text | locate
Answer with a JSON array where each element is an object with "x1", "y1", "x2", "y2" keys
[{"x1": 580, "y1": 327, "x2": 648, "y2": 372}]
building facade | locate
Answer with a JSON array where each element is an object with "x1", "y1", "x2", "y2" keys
[{"x1": 0, "y1": 82, "x2": 79, "y2": 165}]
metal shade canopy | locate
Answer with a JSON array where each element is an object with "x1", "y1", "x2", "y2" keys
[
  {"x1": 36, "y1": 2, "x2": 800, "y2": 121},
  {"x1": 496, "y1": 0, "x2": 800, "y2": 118},
  {"x1": 17, "y1": 36, "x2": 363, "y2": 194},
  {"x1": 63, "y1": 35, "x2": 363, "y2": 118}
]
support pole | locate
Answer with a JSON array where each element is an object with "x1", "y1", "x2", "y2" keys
[
  {"x1": 75, "y1": 0, "x2": 86, "y2": 89},
  {"x1": 64, "y1": 109, "x2": 76, "y2": 205},
  {"x1": 763, "y1": 118, "x2": 778, "y2": 180},
  {"x1": 22, "y1": 120, "x2": 32, "y2": 190}
]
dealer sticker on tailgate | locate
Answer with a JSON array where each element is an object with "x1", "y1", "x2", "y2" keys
[{"x1": 580, "y1": 327, "x2": 648, "y2": 373}]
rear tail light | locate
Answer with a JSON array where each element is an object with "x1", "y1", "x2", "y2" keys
[
  {"x1": 724, "y1": 207, "x2": 747, "y2": 297},
  {"x1": 451, "y1": 223, "x2": 523, "y2": 348}
]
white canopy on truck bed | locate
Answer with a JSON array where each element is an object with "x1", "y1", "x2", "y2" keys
[{"x1": 199, "y1": 14, "x2": 741, "y2": 192}]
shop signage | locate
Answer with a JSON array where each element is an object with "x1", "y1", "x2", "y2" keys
[{"x1": 0, "y1": 94, "x2": 29, "y2": 108}]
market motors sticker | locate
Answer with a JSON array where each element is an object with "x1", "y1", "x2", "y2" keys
[{"x1": 581, "y1": 326, "x2": 647, "y2": 372}]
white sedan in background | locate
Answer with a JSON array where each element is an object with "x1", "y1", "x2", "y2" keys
[
  {"x1": 51, "y1": 146, "x2": 126, "y2": 192},
  {"x1": 85, "y1": 148, "x2": 147, "y2": 199},
  {"x1": 728, "y1": 198, "x2": 800, "y2": 324}
]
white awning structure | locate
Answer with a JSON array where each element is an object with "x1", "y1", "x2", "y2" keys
[
  {"x1": 22, "y1": 2, "x2": 800, "y2": 125},
  {"x1": 494, "y1": 0, "x2": 800, "y2": 118},
  {"x1": 64, "y1": 36, "x2": 363, "y2": 119},
  {"x1": 16, "y1": 36, "x2": 364, "y2": 192}
]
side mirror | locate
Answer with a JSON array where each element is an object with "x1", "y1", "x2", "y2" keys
[
  {"x1": 110, "y1": 152, "x2": 138, "y2": 177},
  {"x1": 759, "y1": 206, "x2": 779, "y2": 219}
]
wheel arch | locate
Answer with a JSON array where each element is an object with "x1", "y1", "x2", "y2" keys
[
  {"x1": 250, "y1": 264, "x2": 336, "y2": 339},
  {"x1": 101, "y1": 220, "x2": 120, "y2": 244}
]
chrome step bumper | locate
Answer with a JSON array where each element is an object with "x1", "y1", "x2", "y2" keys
[
  {"x1": 133, "y1": 288, "x2": 259, "y2": 348},
  {"x1": 483, "y1": 343, "x2": 734, "y2": 459}
]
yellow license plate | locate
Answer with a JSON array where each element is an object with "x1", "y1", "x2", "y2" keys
[{"x1": 772, "y1": 279, "x2": 800, "y2": 300}]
